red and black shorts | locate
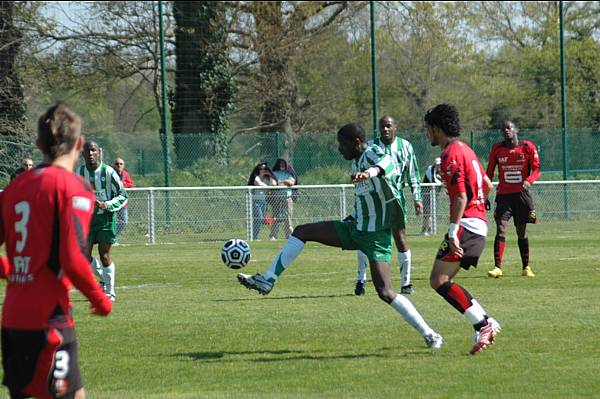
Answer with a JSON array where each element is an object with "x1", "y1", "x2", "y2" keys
[
  {"x1": 436, "y1": 227, "x2": 486, "y2": 270},
  {"x1": 494, "y1": 191, "x2": 537, "y2": 225},
  {"x1": 2, "y1": 326, "x2": 82, "y2": 399}
]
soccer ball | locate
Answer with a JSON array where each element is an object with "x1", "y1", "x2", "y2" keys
[{"x1": 221, "y1": 239, "x2": 251, "y2": 269}]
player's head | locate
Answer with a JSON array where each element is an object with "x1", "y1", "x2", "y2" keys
[
  {"x1": 502, "y1": 120, "x2": 518, "y2": 141},
  {"x1": 114, "y1": 157, "x2": 125, "y2": 172},
  {"x1": 37, "y1": 103, "x2": 83, "y2": 160},
  {"x1": 21, "y1": 158, "x2": 34, "y2": 170},
  {"x1": 424, "y1": 104, "x2": 461, "y2": 146},
  {"x1": 337, "y1": 123, "x2": 366, "y2": 160},
  {"x1": 378, "y1": 115, "x2": 397, "y2": 145},
  {"x1": 83, "y1": 140, "x2": 101, "y2": 169}
]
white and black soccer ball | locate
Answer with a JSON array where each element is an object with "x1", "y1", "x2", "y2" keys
[{"x1": 221, "y1": 239, "x2": 251, "y2": 269}]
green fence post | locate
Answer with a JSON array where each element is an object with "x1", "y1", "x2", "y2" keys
[
  {"x1": 158, "y1": 0, "x2": 171, "y2": 224},
  {"x1": 370, "y1": 1, "x2": 379, "y2": 139},
  {"x1": 559, "y1": 0, "x2": 569, "y2": 218}
]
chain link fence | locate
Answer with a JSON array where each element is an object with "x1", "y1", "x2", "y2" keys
[{"x1": 116, "y1": 180, "x2": 600, "y2": 245}]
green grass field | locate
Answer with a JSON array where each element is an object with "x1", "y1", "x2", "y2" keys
[{"x1": 1, "y1": 221, "x2": 600, "y2": 398}]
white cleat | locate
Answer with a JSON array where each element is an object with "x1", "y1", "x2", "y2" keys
[
  {"x1": 237, "y1": 273, "x2": 274, "y2": 295},
  {"x1": 424, "y1": 332, "x2": 444, "y2": 349}
]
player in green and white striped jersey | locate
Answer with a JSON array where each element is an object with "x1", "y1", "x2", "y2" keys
[
  {"x1": 238, "y1": 123, "x2": 443, "y2": 349},
  {"x1": 355, "y1": 116, "x2": 423, "y2": 296},
  {"x1": 79, "y1": 141, "x2": 128, "y2": 301}
]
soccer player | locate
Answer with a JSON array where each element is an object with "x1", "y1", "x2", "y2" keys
[
  {"x1": 424, "y1": 104, "x2": 501, "y2": 355},
  {"x1": 238, "y1": 123, "x2": 443, "y2": 349},
  {"x1": 0, "y1": 103, "x2": 112, "y2": 399},
  {"x1": 354, "y1": 115, "x2": 423, "y2": 296},
  {"x1": 78, "y1": 141, "x2": 128, "y2": 301},
  {"x1": 485, "y1": 120, "x2": 541, "y2": 278}
]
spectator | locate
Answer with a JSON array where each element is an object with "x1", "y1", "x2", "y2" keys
[
  {"x1": 269, "y1": 158, "x2": 298, "y2": 240},
  {"x1": 114, "y1": 157, "x2": 135, "y2": 237},
  {"x1": 421, "y1": 157, "x2": 442, "y2": 236},
  {"x1": 247, "y1": 162, "x2": 277, "y2": 240},
  {"x1": 10, "y1": 157, "x2": 34, "y2": 181}
]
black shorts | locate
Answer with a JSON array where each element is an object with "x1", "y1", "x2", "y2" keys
[
  {"x1": 494, "y1": 191, "x2": 537, "y2": 225},
  {"x1": 436, "y1": 227, "x2": 486, "y2": 270},
  {"x1": 2, "y1": 326, "x2": 82, "y2": 399}
]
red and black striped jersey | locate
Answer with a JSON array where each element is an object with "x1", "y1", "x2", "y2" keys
[
  {"x1": 486, "y1": 140, "x2": 541, "y2": 195},
  {"x1": 0, "y1": 165, "x2": 111, "y2": 330}
]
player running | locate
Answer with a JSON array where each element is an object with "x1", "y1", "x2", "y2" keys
[
  {"x1": 78, "y1": 140, "x2": 128, "y2": 301},
  {"x1": 486, "y1": 120, "x2": 541, "y2": 278},
  {"x1": 353, "y1": 115, "x2": 423, "y2": 296},
  {"x1": 238, "y1": 123, "x2": 443, "y2": 349},
  {"x1": 424, "y1": 104, "x2": 501, "y2": 355},
  {"x1": 0, "y1": 103, "x2": 112, "y2": 399}
]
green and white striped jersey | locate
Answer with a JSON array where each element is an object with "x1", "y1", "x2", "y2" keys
[
  {"x1": 78, "y1": 163, "x2": 128, "y2": 228},
  {"x1": 371, "y1": 137, "x2": 422, "y2": 202},
  {"x1": 352, "y1": 144, "x2": 402, "y2": 232}
]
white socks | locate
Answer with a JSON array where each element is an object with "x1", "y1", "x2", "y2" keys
[
  {"x1": 90, "y1": 257, "x2": 104, "y2": 280},
  {"x1": 102, "y1": 262, "x2": 116, "y2": 297},
  {"x1": 263, "y1": 236, "x2": 305, "y2": 282},
  {"x1": 398, "y1": 250, "x2": 411, "y2": 287},
  {"x1": 464, "y1": 299, "x2": 487, "y2": 326},
  {"x1": 389, "y1": 294, "x2": 434, "y2": 337},
  {"x1": 356, "y1": 251, "x2": 368, "y2": 283}
]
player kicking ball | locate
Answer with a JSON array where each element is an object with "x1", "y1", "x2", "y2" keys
[
  {"x1": 238, "y1": 122, "x2": 443, "y2": 349},
  {"x1": 424, "y1": 104, "x2": 501, "y2": 355}
]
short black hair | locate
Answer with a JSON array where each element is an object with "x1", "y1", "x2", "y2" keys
[
  {"x1": 424, "y1": 104, "x2": 461, "y2": 137},
  {"x1": 337, "y1": 123, "x2": 366, "y2": 142}
]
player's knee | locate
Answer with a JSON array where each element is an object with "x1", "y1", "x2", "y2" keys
[{"x1": 375, "y1": 286, "x2": 395, "y2": 304}]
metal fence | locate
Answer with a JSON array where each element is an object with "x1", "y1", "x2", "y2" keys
[{"x1": 117, "y1": 180, "x2": 600, "y2": 245}]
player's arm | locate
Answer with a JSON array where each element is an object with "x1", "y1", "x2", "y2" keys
[
  {"x1": 60, "y1": 191, "x2": 112, "y2": 316},
  {"x1": 446, "y1": 157, "x2": 467, "y2": 256},
  {"x1": 105, "y1": 170, "x2": 128, "y2": 212},
  {"x1": 405, "y1": 143, "x2": 423, "y2": 202},
  {"x1": 485, "y1": 146, "x2": 497, "y2": 180},
  {"x1": 524, "y1": 141, "x2": 541, "y2": 188},
  {"x1": 0, "y1": 256, "x2": 9, "y2": 279},
  {"x1": 353, "y1": 147, "x2": 392, "y2": 182}
]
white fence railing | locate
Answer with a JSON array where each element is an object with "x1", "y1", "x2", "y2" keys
[{"x1": 116, "y1": 180, "x2": 600, "y2": 244}]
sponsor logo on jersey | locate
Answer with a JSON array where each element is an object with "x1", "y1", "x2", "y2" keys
[{"x1": 73, "y1": 196, "x2": 92, "y2": 211}]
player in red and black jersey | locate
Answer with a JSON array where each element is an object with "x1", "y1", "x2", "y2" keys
[
  {"x1": 486, "y1": 120, "x2": 541, "y2": 278},
  {"x1": 0, "y1": 103, "x2": 112, "y2": 399},
  {"x1": 424, "y1": 104, "x2": 501, "y2": 355}
]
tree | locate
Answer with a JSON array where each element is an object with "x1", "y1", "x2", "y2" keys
[
  {"x1": 172, "y1": 1, "x2": 234, "y2": 167},
  {"x1": 229, "y1": 1, "x2": 360, "y2": 158},
  {"x1": 0, "y1": 1, "x2": 26, "y2": 136}
]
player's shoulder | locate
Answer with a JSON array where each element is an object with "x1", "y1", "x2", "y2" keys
[{"x1": 490, "y1": 141, "x2": 506, "y2": 152}]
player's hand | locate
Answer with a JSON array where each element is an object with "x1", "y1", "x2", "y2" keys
[
  {"x1": 351, "y1": 172, "x2": 370, "y2": 183},
  {"x1": 414, "y1": 201, "x2": 423, "y2": 215},
  {"x1": 485, "y1": 199, "x2": 491, "y2": 211},
  {"x1": 96, "y1": 200, "x2": 107, "y2": 210},
  {"x1": 449, "y1": 236, "x2": 463, "y2": 257},
  {"x1": 521, "y1": 180, "x2": 531, "y2": 192},
  {"x1": 90, "y1": 302, "x2": 112, "y2": 317}
]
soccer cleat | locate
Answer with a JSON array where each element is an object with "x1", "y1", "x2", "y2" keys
[
  {"x1": 237, "y1": 273, "x2": 274, "y2": 295},
  {"x1": 470, "y1": 318, "x2": 501, "y2": 355},
  {"x1": 107, "y1": 293, "x2": 116, "y2": 302},
  {"x1": 401, "y1": 284, "x2": 414, "y2": 295},
  {"x1": 522, "y1": 266, "x2": 535, "y2": 277},
  {"x1": 354, "y1": 280, "x2": 366, "y2": 296},
  {"x1": 487, "y1": 267, "x2": 503, "y2": 278},
  {"x1": 424, "y1": 332, "x2": 444, "y2": 349}
]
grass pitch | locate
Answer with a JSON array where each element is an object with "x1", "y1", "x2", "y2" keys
[{"x1": 2, "y1": 221, "x2": 600, "y2": 398}]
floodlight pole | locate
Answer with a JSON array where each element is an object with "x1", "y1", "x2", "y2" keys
[{"x1": 370, "y1": 1, "x2": 379, "y2": 139}]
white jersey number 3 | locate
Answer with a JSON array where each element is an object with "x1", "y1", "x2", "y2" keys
[{"x1": 15, "y1": 201, "x2": 31, "y2": 253}]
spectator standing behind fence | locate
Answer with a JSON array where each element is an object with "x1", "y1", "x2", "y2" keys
[
  {"x1": 9, "y1": 157, "x2": 34, "y2": 181},
  {"x1": 269, "y1": 158, "x2": 298, "y2": 240},
  {"x1": 113, "y1": 158, "x2": 135, "y2": 238},
  {"x1": 421, "y1": 157, "x2": 442, "y2": 236},
  {"x1": 248, "y1": 162, "x2": 277, "y2": 240}
]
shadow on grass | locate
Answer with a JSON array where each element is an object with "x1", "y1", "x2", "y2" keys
[
  {"x1": 213, "y1": 293, "x2": 355, "y2": 302},
  {"x1": 173, "y1": 349, "x2": 408, "y2": 363}
]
